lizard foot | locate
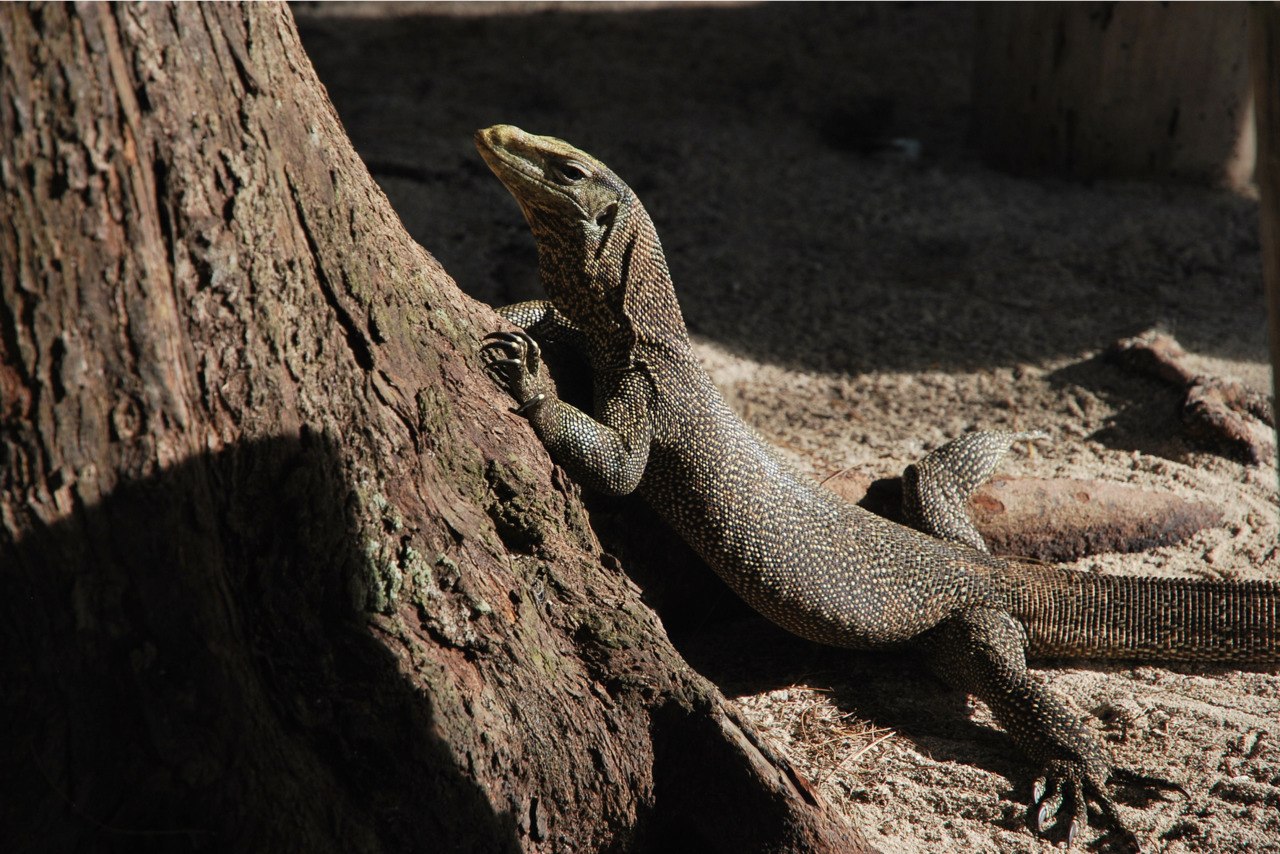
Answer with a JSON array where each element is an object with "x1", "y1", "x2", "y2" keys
[
  {"x1": 1029, "y1": 762, "x2": 1187, "y2": 851},
  {"x1": 481, "y1": 330, "x2": 550, "y2": 414}
]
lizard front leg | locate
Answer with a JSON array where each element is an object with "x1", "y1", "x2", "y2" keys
[
  {"x1": 495, "y1": 299, "x2": 587, "y2": 351},
  {"x1": 481, "y1": 329, "x2": 653, "y2": 496},
  {"x1": 917, "y1": 607, "x2": 1185, "y2": 851}
]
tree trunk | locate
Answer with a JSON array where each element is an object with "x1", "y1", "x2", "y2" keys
[
  {"x1": 973, "y1": 3, "x2": 1253, "y2": 185},
  {"x1": 0, "y1": 3, "x2": 868, "y2": 852}
]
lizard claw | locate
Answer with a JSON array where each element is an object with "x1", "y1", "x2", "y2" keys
[
  {"x1": 1032, "y1": 777, "x2": 1064, "y2": 832},
  {"x1": 482, "y1": 330, "x2": 542, "y2": 367},
  {"x1": 481, "y1": 330, "x2": 524, "y2": 353},
  {"x1": 1029, "y1": 770, "x2": 1097, "y2": 847},
  {"x1": 1031, "y1": 775, "x2": 1047, "y2": 805},
  {"x1": 1027, "y1": 762, "x2": 1184, "y2": 851},
  {"x1": 480, "y1": 329, "x2": 548, "y2": 415},
  {"x1": 481, "y1": 330, "x2": 540, "y2": 373}
]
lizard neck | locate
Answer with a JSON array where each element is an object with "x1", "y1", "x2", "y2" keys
[{"x1": 538, "y1": 199, "x2": 691, "y2": 367}]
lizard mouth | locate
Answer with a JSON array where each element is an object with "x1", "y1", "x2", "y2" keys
[
  {"x1": 474, "y1": 125, "x2": 585, "y2": 212},
  {"x1": 475, "y1": 126, "x2": 547, "y2": 188},
  {"x1": 473, "y1": 125, "x2": 515, "y2": 164}
]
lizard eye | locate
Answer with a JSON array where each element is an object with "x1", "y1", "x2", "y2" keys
[{"x1": 550, "y1": 159, "x2": 590, "y2": 184}]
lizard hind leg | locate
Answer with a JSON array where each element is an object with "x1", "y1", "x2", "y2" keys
[
  {"x1": 901, "y1": 430, "x2": 1045, "y2": 551},
  {"x1": 916, "y1": 606, "x2": 1184, "y2": 851}
]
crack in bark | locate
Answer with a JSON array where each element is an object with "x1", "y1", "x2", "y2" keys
[
  {"x1": 199, "y1": 2, "x2": 259, "y2": 100},
  {"x1": 0, "y1": 278, "x2": 33, "y2": 396},
  {"x1": 152, "y1": 155, "x2": 176, "y2": 285},
  {"x1": 371, "y1": 368, "x2": 420, "y2": 442},
  {"x1": 285, "y1": 174, "x2": 374, "y2": 372}
]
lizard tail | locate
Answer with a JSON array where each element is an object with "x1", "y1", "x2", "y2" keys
[{"x1": 1007, "y1": 567, "x2": 1280, "y2": 664}]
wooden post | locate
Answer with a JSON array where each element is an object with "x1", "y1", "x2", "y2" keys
[
  {"x1": 1253, "y1": 3, "x2": 1280, "y2": 457},
  {"x1": 974, "y1": 3, "x2": 1253, "y2": 184}
]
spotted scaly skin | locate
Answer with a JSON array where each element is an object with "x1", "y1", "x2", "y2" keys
[
  {"x1": 475, "y1": 125, "x2": 1279, "y2": 850},
  {"x1": 901, "y1": 429, "x2": 1047, "y2": 552}
]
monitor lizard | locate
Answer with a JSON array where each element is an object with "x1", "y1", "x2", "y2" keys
[{"x1": 473, "y1": 124, "x2": 1279, "y2": 850}]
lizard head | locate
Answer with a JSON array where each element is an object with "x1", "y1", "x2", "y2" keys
[
  {"x1": 475, "y1": 125, "x2": 625, "y2": 242},
  {"x1": 475, "y1": 125, "x2": 684, "y2": 349}
]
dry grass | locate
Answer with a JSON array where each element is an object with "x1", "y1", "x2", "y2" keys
[{"x1": 735, "y1": 686, "x2": 897, "y2": 810}]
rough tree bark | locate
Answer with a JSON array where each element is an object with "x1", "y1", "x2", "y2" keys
[{"x1": 0, "y1": 4, "x2": 868, "y2": 852}]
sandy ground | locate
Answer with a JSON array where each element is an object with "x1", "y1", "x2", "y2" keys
[{"x1": 295, "y1": 4, "x2": 1278, "y2": 851}]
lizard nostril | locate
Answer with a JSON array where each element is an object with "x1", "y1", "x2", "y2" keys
[{"x1": 594, "y1": 203, "x2": 617, "y2": 228}]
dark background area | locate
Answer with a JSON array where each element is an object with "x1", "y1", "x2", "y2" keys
[{"x1": 293, "y1": 2, "x2": 1267, "y2": 379}]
